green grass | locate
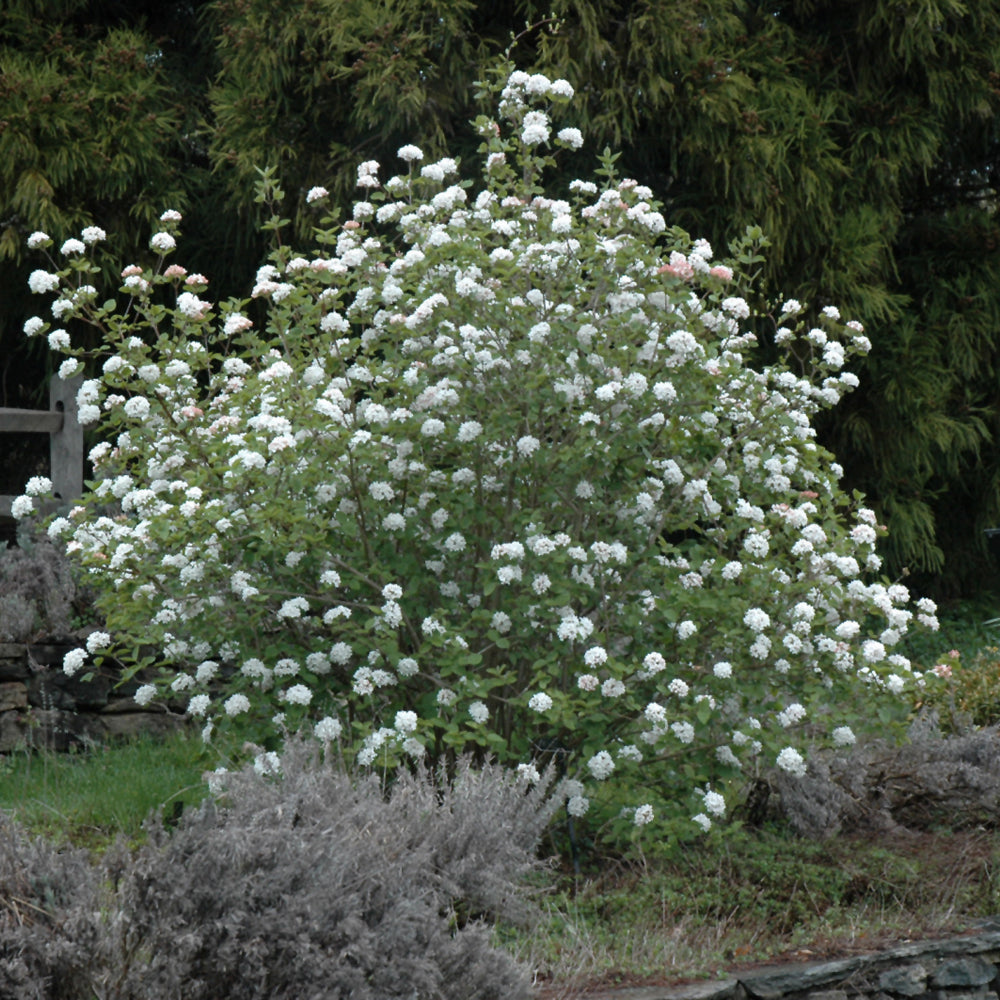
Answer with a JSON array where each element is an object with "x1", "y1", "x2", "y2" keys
[{"x1": 0, "y1": 730, "x2": 213, "y2": 850}]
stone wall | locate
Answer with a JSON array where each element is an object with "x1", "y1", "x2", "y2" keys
[
  {"x1": 586, "y1": 922, "x2": 1000, "y2": 1000},
  {"x1": 0, "y1": 641, "x2": 184, "y2": 750}
]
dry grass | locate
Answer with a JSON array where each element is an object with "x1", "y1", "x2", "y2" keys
[{"x1": 503, "y1": 828, "x2": 1000, "y2": 998}]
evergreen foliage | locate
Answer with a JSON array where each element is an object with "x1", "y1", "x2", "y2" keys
[{"x1": 3, "y1": 0, "x2": 1000, "y2": 595}]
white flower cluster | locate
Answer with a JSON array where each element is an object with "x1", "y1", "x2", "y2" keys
[{"x1": 23, "y1": 68, "x2": 939, "y2": 843}]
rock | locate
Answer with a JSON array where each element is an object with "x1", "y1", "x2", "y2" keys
[
  {"x1": 877, "y1": 964, "x2": 928, "y2": 996},
  {"x1": 99, "y1": 712, "x2": 184, "y2": 739},
  {"x1": 930, "y1": 957, "x2": 997, "y2": 987},
  {"x1": 0, "y1": 682, "x2": 27, "y2": 712}
]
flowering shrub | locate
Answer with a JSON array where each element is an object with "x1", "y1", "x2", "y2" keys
[
  {"x1": 16, "y1": 69, "x2": 938, "y2": 839},
  {"x1": 915, "y1": 647, "x2": 1000, "y2": 733}
]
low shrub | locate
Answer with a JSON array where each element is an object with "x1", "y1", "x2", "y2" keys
[
  {"x1": 0, "y1": 526, "x2": 94, "y2": 642},
  {"x1": 770, "y1": 724, "x2": 1000, "y2": 837},
  {"x1": 0, "y1": 744, "x2": 559, "y2": 999}
]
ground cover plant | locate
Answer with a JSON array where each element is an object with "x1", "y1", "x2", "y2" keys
[{"x1": 12, "y1": 66, "x2": 942, "y2": 849}]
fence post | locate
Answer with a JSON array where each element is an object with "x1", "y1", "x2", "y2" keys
[
  {"x1": 49, "y1": 375, "x2": 83, "y2": 502},
  {"x1": 0, "y1": 375, "x2": 84, "y2": 519}
]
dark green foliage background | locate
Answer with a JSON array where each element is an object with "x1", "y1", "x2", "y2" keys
[{"x1": 3, "y1": 0, "x2": 1000, "y2": 598}]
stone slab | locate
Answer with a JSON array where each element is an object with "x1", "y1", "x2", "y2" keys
[{"x1": 0, "y1": 682, "x2": 27, "y2": 712}]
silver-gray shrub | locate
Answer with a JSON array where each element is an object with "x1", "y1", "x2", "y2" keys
[
  {"x1": 0, "y1": 529, "x2": 89, "y2": 642},
  {"x1": 771, "y1": 723, "x2": 1000, "y2": 838},
  {"x1": 0, "y1": 817, "x2": 101, "y2": 1000},
  {"x1": 0, "y1": 744, "x2": 560, "y2": 999}
]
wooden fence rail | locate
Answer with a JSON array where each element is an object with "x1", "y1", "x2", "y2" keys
[{"x1": 0, "y1": 376, "x2": 84, "y2": 519}]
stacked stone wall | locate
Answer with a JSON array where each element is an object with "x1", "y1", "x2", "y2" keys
[
  {"x1": 0, "y1": 641, "x2": 183, "y2": 750},
  {"x1": 588, "y1": 923, "x2": 1000, "y2": 1000}
]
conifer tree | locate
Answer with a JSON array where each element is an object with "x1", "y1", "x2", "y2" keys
[{"x1": 3, "y1": 0, "x2": 1000, "y2": 596}]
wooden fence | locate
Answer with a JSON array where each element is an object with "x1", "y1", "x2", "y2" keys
[{"x1": 0, "y1": 376, "x2": 83, "y2": 519}]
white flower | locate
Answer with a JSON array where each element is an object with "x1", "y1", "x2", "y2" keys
[
  {"x1": 62, "y1": 648, "x2": 87, "y2": 676},
  {"x1": 85, "y1": 631, "x2": 110, "y2": 653},
  {"x1": 469, "y1": 701, "x2": 489, "y2": 724},
  {"x1": 457, "y1": 420, "x2": 482, "y2": 442},
  {"x1": 692, "y1": 813, "x2": 712, "y2": 832},
  {"x1": 516, "y1": 435, "x2": 540, "y2": 456},
  {"x1": 743, "y1": 607, "x2": 771, "y2": 632},
  {"x1": 642, "y1": 652, "x2": 666, "y2": 674},
  {"x1": 187, "y1": 694, "x2": 211, "y2": 717},
  {"x1": 277, "y1": 597, "x2": 309, "y2": 619},
  {"x1": 28, "y1": 270, "x2": 60, "y2": 294},
  {"x1": 26, "y1": 231, "x2": 50, "y2": 249},
  {"x1": 776, "y1": 746, "x2": 807, "y2": 777},
  {"x1": 24, "y1": 476, "x2": 52, "y2": 497},
  {"x1": 517, "y1": 763, "x2": 541, "y2": 784},
  {"x1": 832, "y1": 726, "x2": 856, "y2": 747},
  {"x1": 521, "y1": 110, "x2": 550, "y2": 145},
  {"x1": 634, "y1": 804, "x2": 654, "y2": 826},
  {"x1": 601, "y1": 678, "x2": 626, "y2": 698},
  {"x1": 644, "y1": 702, "x2": 666, "y2": 723},
  {"x1": 306, "y1": 186, "x2": 329, "y2": 202},
  {"x1": 781, "y1": 299, "x2": 802, "y2": 315},
  {"x1": 587, "y1": 750, "x2": 615, "y2": 780},
  {"x1": 703, "y1": 790, "x2": 726, "y2": 817},
  {"x1": 528, "y1": 692, "x2": 553, "y2": 713},
  {"x1": 224, "y1": 693, "x2": 251, "y2": 716},
  {"x1": 668, "y1": 678, "x2": 689, "y2": 698},
  {"x1": 315, "y1": 716, "x2": 342, "y2": 740},
  {"x1": 124, "y1": 396, "x2": 151, "y2": 420},
  {"x1": 149, "y1": 232, "x2": 176, "y2": 253},
  {"x1": 567, "y1": 795, "x2": 589, "y2": 817},
  {"x1": 556, "y1": 127, "x2": 584, "y2": 149},
  {"x1": 396, "y1": 656, "x2": 418, "y2": 677},
  {"x1": 61, "y1": 238, "x2": 86, "y2": 256},
  {"x1": 671, "y1": 721, "x2": 695, "y2": 743},
  {"x1": 394, "y1": 710, "x2": 418, "y2": 734},
  {"x1": 283, "y1": 684, "x2": 312, "y2": 706},
  {"x1": 134, "y1": 684, "x2": 157, "y2": 707},
  {"x1": 676, "y1": 620, "x2": 697, "y2": 640},
  {"x1": 194, "y1": 660, "x2": 218, "y2": 684},
  {"x1": 81, "y1": 226, "x2": 106, "y2": 245},
  {"x1": 397, "y1": 144, "x2": 424, "y2": 162},
  {"x1": 777, "y1": 703, "x2": 806, "y2": 728},
  {"x1": 10, "y1": 495, "x2": 34, "y2": 519},
  {"x1": 254, "y1": 751, "x2": 281, "y2": 776},
  {"x1": 861, "y1": 639, "x2": 887, "y2": 663}
]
